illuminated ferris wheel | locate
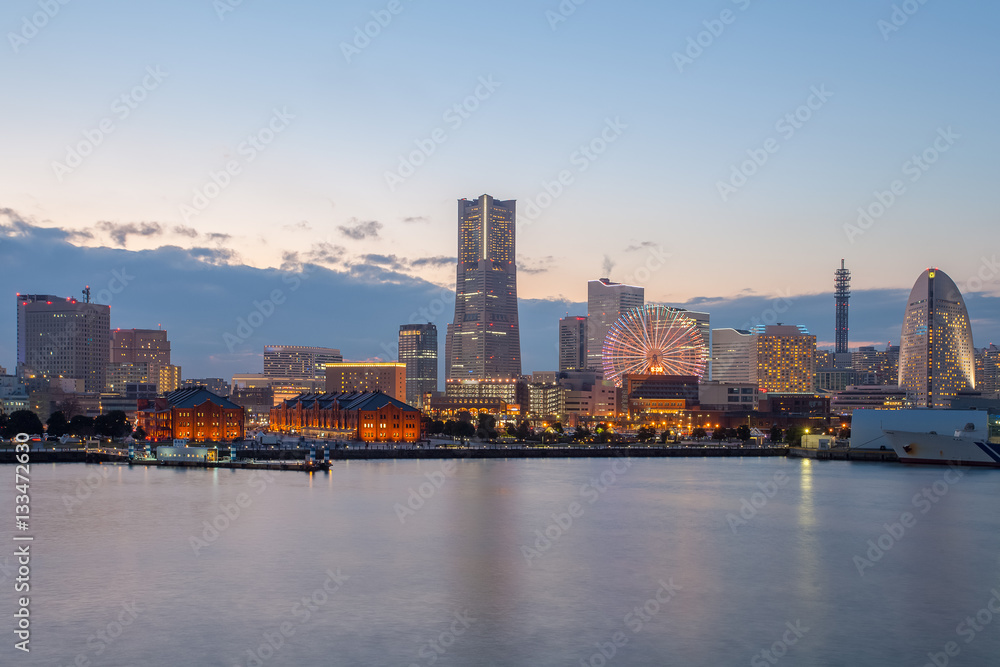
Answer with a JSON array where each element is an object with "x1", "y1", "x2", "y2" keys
[{"x1": 601, "y1": 305, "x2": 707, "y2": 388}]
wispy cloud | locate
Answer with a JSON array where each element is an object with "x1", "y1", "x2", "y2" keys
[
  {"x1": 410, "y1": 256, "x2": 455, "y2": 268},
  {"x1": 625, "y1": 240, "x2": 656, "y2": 252},
  {"x1": 338, "y1": 219, "x2": 382, "y2": 240}
]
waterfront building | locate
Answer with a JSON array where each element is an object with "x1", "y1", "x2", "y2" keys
[
  {"x1": 136, "y1": 387, "x2": 245, "y2": 442},
  {"x1": 325, "y1": 362, "x2": 406, "y2": 401},
  {"x1": 830, "y1": 385, "x2": 909, "y2": 415},
  {"x1": 399, "y1": 324, "x2": 437, "y2": 407},
  {"x1": 528, "y1": 381, "x2": 565, "y2": 421},
  {"x1": 698, "y1": 381, "x2": 758, "y2": 411},
  {"x1": 711, "y1": 329, "x2": 755, "y2": 383},
  {"x1": 558, "y1": 316, "x2": 588, "y2": 372},
  {"x1": 17, "y1": 293, "x2": 110, "y2": 393},
  {"x1": 264, "y1": 345, "x2": 343, "y2": 381},
  {"x1": 230, "y1": 387, "x2": 276, "y2": 427},
  {"x1": 626, "y1": 374, "x2": 699, "y2": 419},
  {"x1": 755, "y1": 325, "x2": 817, "y2": 393},
  {"x1": 270, "y1": 391, "x2": 422, "y2": 442},
  {"x1": 898, "y1": 268, "x2": 975, "y2": 408},
  {"x1": 586, "y1": 278, "x2": 644, "y2": 371},
  {"x1": 446, "y1": 195, "x2": 521, "y2": 380},
  {"x1": 976, "y1": 344, "x2": 1000, "y2": 396}
]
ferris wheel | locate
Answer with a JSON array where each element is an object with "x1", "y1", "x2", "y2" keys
[{"x1": 601, "y1": 305, "x2": 707, "y2": 388}]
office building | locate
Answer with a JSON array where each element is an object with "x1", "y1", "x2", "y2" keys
[
  {"x1": 977, "y1": 344, "x2": 1000, "y2": 396},
  {"x1": 399, "y1": 324, "x2": 437, "y2": 407},
  {"x1": 898, "y1": 268, "x2": 975, "y2": 408},
  {"x1": 586, "y1": 278, "x2": 644, "y2": 371},
  {"x1": 17, "y1": 293, "x2": 110, "y2": 393},
  {"x1": 558, "y1": 316, "x2": 587, "y2": 372},
  {"x1": 712, "y1": 329, "x2": 755, "y2": 384},
  {"x1": 182, "y1": 378, "x2": 231, "y2": 397},
  {"x1": 111, "y1": 328, "x2": 170, "y2": 371},
  {"x1": 326, "y1": 362, "x2": 406, "y2": 401},
  {"x1": 263, "y1": 345, "x2": 343, "y2": 381},
  {"x1": 446, "y1": 194, "x2": 521, "y2": 380},
  {"x1": 755, "y1": 325, "x2": 817, "y2": 393}
]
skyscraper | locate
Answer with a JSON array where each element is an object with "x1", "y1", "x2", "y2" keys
[
  {"x1": 399, "y1": 323, "x2": 437, "y2": 407},
  {"x1": 755, "y1": 325, "x2": 817, "y2": 393},
  {"x1": 558, "y1": 316, "x2": 587, "y2": 372},
  {"x1": 586, "y1": 278, "x2": 644, "y2": 371},
  {"x1": 835, "y1": 259, "x2": 851, "y2": 354},
  {"x1": 109, "y1": 328, "x2": 179, "y2": 392},
  {"x1": 711, "y1": 328, "x2": 755, "y2": 383},
  {"x1": 447, "y1": 195, "x2": 521, "y2": 379},
  {"x1": 898, "y1": 268, "x2": 975, "y2": 408},
  {"x1": 263, "y1": 345, "x2": 343, "y2": 381},
  {"x1": 16, "y1": 293, "x2": 110, "y2": 393}
]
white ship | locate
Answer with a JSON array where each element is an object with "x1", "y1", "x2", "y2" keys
[{"x1": 885, "y1": 422, "x2": 1000, "y2": 467}]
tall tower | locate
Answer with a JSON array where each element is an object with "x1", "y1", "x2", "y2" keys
[
  {"x1": 399, "y1": 323, "x2": 438, "y2": 407},
  {"x1": 898, "y1": 268, "x2": 975, "y2": 408},
  {"x1": 558, "y1": 316, "x2": 587, "y2": 372},
  {"x1": 447, "y1": 195, "x2": 521, "y2": 379},
  {"x1": 586, "y1": 278, "x2": 644, "y2": 371},
  {"x1": 835, "y1": 259, "x2": 850, "y2": 354}
]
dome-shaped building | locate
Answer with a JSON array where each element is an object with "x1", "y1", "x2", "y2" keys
[{"x1": 898, "y1": 268, "x2": 975, "y2": 408}]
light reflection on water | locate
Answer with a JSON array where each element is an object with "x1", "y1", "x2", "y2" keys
[{"x1": 0, "y1": 458, "x2": 998, "y2": 666}]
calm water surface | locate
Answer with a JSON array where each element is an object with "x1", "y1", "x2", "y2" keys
[{"x1": 1, "y1": 457, "x2": 999, "y2": 666}]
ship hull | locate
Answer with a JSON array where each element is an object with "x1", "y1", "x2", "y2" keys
[{"x1": 884, "y1": 430, "x2": 1000, "y2": 467}]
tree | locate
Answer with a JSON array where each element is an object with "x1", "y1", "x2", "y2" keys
[
  {"x1": 133, "y1": 427, "x2": 147, "y2": 441},
  {"x1": 94, "y1": 411, "x2": 132, "y2": 438},
  {"x1": 769, "y1": 424, "x2": 783, "y2": 443},
  {"x1": 712, "y1": 428, "x2": 726, "y2": 443},
  {"x1": 784, "y1": 426, "x2": 804, "y2": 446},
  {"x1": 515, "y1": 421, "x2": 531, "y2": 441},
  {"x1": 455, "y1": 420, "x2": 476, "y2": 439},
  {"x1": 3, "y1": 410, "x2": 43, "y2": 438},
  {"x1": 735, "y1": 424, "x2": 752, "y2": 443},
  {"x1": 428, "y1": 420, "x2": 445, "y2": 435},
  {"x1": 838, "y1": 427, "x2": 851, "y2": 440},
  {"x1": 553, "y1": 421, "x2": 564, "y2": 434},
  {"x1": 691, "y1": 427, "x2": 707, "y2": 440},
  {"x1": 636, "y1": 426, "x2": 655, "y2": 442},
  {"x1": 69, "y1": 415, "x2": 95, "y2": 438},
  {"x1": 46, "y1": 411, "x2": 70, "y2": 438},
  {"x1": 476, "y1": 413, "x2": 498, "y2": 439}
]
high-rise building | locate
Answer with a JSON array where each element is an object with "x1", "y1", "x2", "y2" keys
[
  {"x1": 109, "y1": 328, "x2": 177, "y2": 392},
  {"x1": 182, "y1": 378, "x2": 231, "y2": 397},
  {"x1": 447, "y1": 195, "x2": 521, "y2": 379},
  {"x1": 586, "y1": 278, "x2": 644, "y2": 371},
  {"x1": 835, "y1": 259, "x2": 851, "y2": 354},
  {"x1": 17, "y1": 293, "x2": 110, "y2": 393},
  {"x1": 558, "y1": 316, "x2": 587, "y2": 372},
  {"x1": 264, "y1": 345, "x2": 344, "y2": 381},
  {"x1": 755, "y1": 325, "x2": 817, "y2": 393},
  {"x1": 399, "y1": 323, "x2": 437, "y2": 407},
  {"x1": 975, "y1": 344, "x2": 1000, "y2": 395},
  {"x1": 325, "y1": 362, "x2": 406, "y2": 402},
  {"x1": 898, "y1": 268, "x2": 975, "y2": 408},
  {"x1": 712, "y1": 329, "x2": 755, "y2": 384}
]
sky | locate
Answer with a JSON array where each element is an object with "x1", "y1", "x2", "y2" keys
[{"x1": 2, "y1": 0, "x2": 999, "y2": 379}]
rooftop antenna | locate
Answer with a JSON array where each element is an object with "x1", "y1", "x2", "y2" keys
[{"x1": 82, "y1": 285, "x2": 91, "y2": 303}]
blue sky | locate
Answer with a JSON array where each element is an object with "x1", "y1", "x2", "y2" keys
[{"x1": 2, "y1": 0, "x2": 999, "y2": 378}]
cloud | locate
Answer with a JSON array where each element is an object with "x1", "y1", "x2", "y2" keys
[
  {"x1": 360, "y1": 254, "x2": 404, "y2": 270},
  {"x1": 304, "y1": 242, "x2": 346, "y2": 266},
  {"x1": 338, "y1": 219, "x2": 382, "y2": 240},
  {"x1": 96, "y1": 221, "x2": 164, "y2": 246},
  {"x1": 282, "y1": 221, "x2": 312, "y2": 231},
  {"x1": 409, "y1": 256, "x2": 455, "y2": 268},
  {"x1": 402, "y1": 216, "x2": 429, "y2": 224},
  {"x1": 206, "y1": 232, "x2": 232, "y2": 243},
  {"x1": 172, "y1": 225, "x2": 199, "y2": 238},
  {"x1": 625, "y1": 241, "x2": 656, "y2": 252},
  {"x1": 518, "y1": 256, "x2": 555, "y2": 275},
  {"x1": 188, "y1": 247, "x2": 241, "y2": 266}
]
